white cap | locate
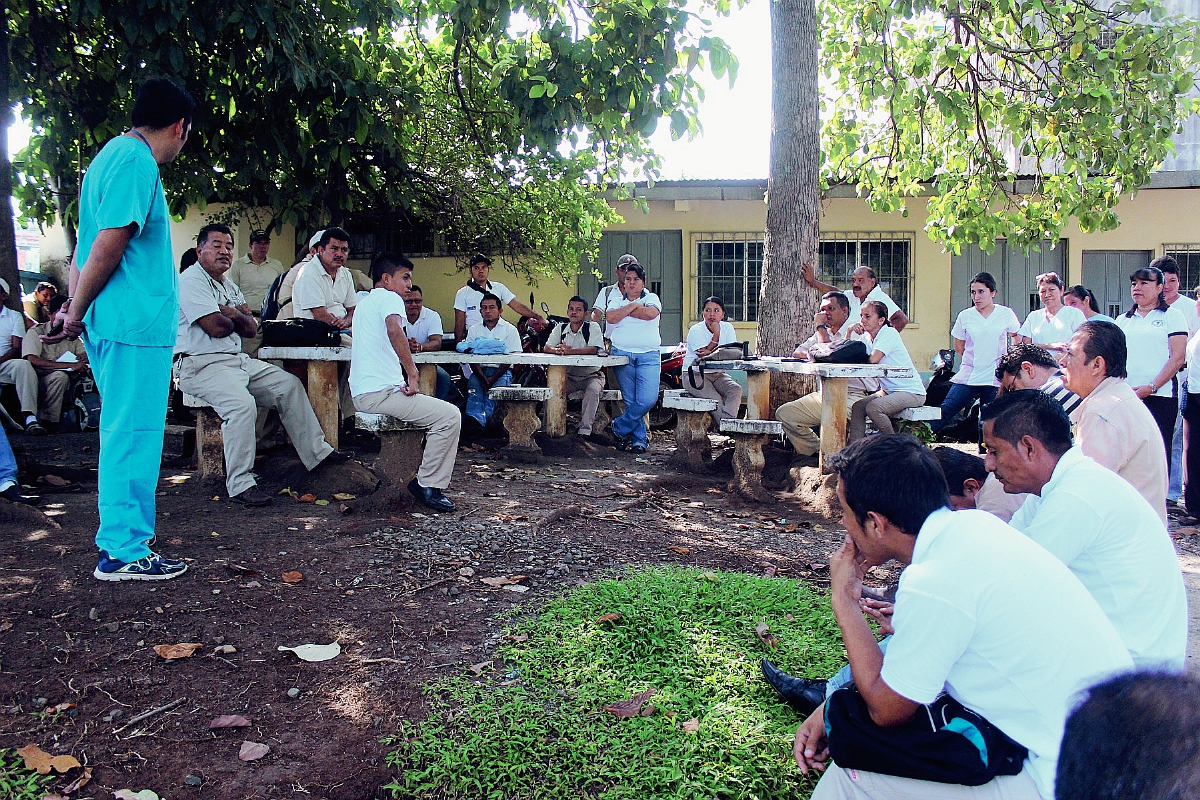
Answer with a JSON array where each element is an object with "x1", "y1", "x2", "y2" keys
[
  {"x1": 308, "y1": 230, "x2": 326, "y2": 249},
  {"x1": 0, "y1": 277, "x2": 8, "y2": 294}
]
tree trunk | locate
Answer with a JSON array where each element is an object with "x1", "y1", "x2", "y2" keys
[
  {"x1": 759, "y1": 0, "x2": 821, "y2": 408},
  {"x1": 0, "y1": 1, "x2": 21, "y2": 312}
]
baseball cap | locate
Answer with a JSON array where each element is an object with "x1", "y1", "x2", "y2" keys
[
  {"x1": 249, "y1": 230, "x2": 270, "y2": 244},
  {"x1": 469, "y1": 252, "x2": 493, "y2": 266},
  {"x1": 0, "y1": 277, "x2": 8, "y2": 294},
  {"x1": 616, "y1": 254, "x2": 639, "y2": 269},
  {"x1": 308, "y1": 230, "x2": 326, "y2": 249}
]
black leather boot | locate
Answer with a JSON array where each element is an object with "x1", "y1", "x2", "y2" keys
[{"x1": 760, "y1": 659, "x2": 827, "y2": 716}]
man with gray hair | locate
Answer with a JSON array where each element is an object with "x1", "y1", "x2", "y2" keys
[{"x1": 802, "y1": 262, "x2": 909, "y2": 331}]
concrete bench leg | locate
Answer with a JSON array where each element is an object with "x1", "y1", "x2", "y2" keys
[
  {"x1": 502, "y1": 401, "x2": 544, "y2": 462},
  {"x1": 673, "y1": 409, "x2": 712, "y2": 470},
  {"x1": 729, "y1": 433, "x2": 774, "y2": 502},
  {"x1": 592, "y1": 400, "x2": 612, "y2": 437},
  {"x1": 196, "y1": 407, "x2": 225, "y2": 480},
  {"x1": 374, "y1": 429, "x2": 426, "y2": 488}
]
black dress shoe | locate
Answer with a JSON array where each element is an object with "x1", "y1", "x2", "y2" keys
[
  {"x1": 321, "y1": 449, "x2": 353, "y2": 466},
  {"x1": 407, "y1": 479, "x2": 457, "y2": 513},
  {"x1": 761, "y1": 658, "x2": 827, "y2": 715}
]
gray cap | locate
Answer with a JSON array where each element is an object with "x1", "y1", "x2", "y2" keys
[{"x1": 616, "y1": 253, "x2": 639, "y2": 270}]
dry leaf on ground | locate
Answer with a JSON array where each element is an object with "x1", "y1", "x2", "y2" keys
[
  {"x1": 332, "y1": 492, "x2": 355, "y2": 501},
  {"x1": 48, "y1": 702, "x2": 77, "y2": 713},
  {"x1": 666, "y1": 546, "x2": 691, "y2": 555},
  {"x1": 479, "y1": 575, "x2": 525, "y2": 588},
  {"x1": 281, "y1": 571, "x2": 303, "y2": 583},
  {"x1": 39, "y1": 474, "x2": 70, "y2": 487},
  {"x1": 15, "y1": 743, "x2": 81, "y2": 774},
  {"x1": 603, "y1": 688, "x2": 656, "y2": 718},
  {"x1": 501, "y1": 584, "x2": 530, "y2": 593},
  {"x1": 297, "y1": 493, "x2": 316, "y2": 503},
  {"x1": 238, "y1": 741, "x2": 270, "y2": 761},
  {"x1": 810, "y1": 562, "x2": 827, "y2": 571},
  {"x1": 595, "y1": 613, "x2": 622, "y2": 625},
  {"x1": 153, "y1": 642, "x2": 203, "y2": 660},
  {"x1": 754, "y1": 621, "x2": 779, "y2": 649},
  {"x1": 761, "y1": 563, "x2": 778, "y2": 578},
  {"x1": 277, "y1": 641, "x2": 341, "y2": 662},
  {"x1": 209, "y1": 715, "x2": 251, "y2": 729},
  {"x1": 113, "y1": 791, "x2": 160, "y2": 800},
  {"x1": 60, "y1": 766, "x2": 93, "y2": 793},
  {"x1": 681, "y1": 718, "x2": 700, "y2": 734},
  {"x1": 467, "y1": 660, "x2": 493, "y2": 676},
  {"x1": 507, "y1": 633, "x2": 529, "y2": 643}
]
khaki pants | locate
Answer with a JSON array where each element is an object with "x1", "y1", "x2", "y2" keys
[
  {"x1": 354, "y1": 387, "x2": 461, "y2": 490},
  {"x1": 0, "y1": 359, "x2": 39, "y2": 416},
  {"x1": 35, "y1": 370, "x2": 72, "y2": 423},
  {"x1": 776, "y1": 389, "x2": 871, "y2": 456},
  {"x1": 850, "y1": 390, "x2": 926, "y2": 441},
  {"x1": 685, "y1": 370, "x2": 743, "y2": 424},
  {"x1": 567, "y1": 372, "x2": 604, "y2": 435},
  {"x1": 177, "y1": 353, "x2": 333, "y2": 497},
  {"x1": 812, "y1": 764, "x2": 1042, "y2": 800}
]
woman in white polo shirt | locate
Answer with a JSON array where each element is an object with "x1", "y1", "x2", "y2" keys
[
  {"x1": 1183, "y1": 287, "x2": 1200, "y2": 517},
  {"x1": 1018, "y1": 271, "x2": 1086, "y2": 352},
  {"x1": 931, "y1": 271, "x2": 1020, "y2": 434},
  {"x1": 603, "y1": 263, "x2": 661, "y2": 454},
  {"x1": 1115, "y1": 265, "x2": 1189, "y2": 459},
  {"x1": 849, "y1": 301, "x2": 926, "y2": 441}
]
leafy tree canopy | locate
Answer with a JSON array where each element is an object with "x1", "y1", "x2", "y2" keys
[
  {"x1": 818, "y1": 0, "x2": 1200, "y2": 251},
  {"x1": 8, "y1": 0, "x2": 737, "y2": 279}
]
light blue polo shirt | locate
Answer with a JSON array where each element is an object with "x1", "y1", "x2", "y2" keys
[{"x1": 76, "y1": 136, "x2": 178, "y2": 347}]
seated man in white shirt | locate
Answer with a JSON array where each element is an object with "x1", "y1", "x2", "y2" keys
[
  {"x1": 544, "y1": 296, "x2": 605, "y2": 438},
  {"x1": 793, "y1": 434, "x2": 1131, "y2": 800},
  {"x1": 981, "y1": 389, "x2": 1187, "y2": 671},
  {"x1": 776, "y1": 291, "x2": 878, "y2": 458},
  {"x1": 802, "y1": 262, "x2": 909, "y2": 331},
  {"x1": 403, "y1": 284, "x2": 452, "y2": 401},
  {"x1": 994, "y1": 343, "x2": 1082, "y2": 418},
  {"x1": 350, "y1": 253, "x2": 460, "y2": 513},
  {"x1": 462, "y1": 292, "x2": 523, "y2": 433},
  {"x1": 0, "y1": 277, "x2": 46, "y2": 435},
  {"x1": 174, "y1": 224, "x2": 348, "y2": 508}
]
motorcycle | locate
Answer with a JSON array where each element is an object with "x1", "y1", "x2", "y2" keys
[{"x1": 925, "y1": 348, "x2": 981, "y2": 442}]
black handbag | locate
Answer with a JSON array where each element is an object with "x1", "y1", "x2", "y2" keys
[
  {"x1": 687, "y1": 342, "x2": 749, "y2": 389},
  {"x1": 825, "y1": 686, "x2": 1028, "y2": 786},
  {"x1": 810, "y1": 339, "x2": 870, "y2": 364},
  {"x1": 260, "y1": 318, "x2": 342, "y2": 348}
]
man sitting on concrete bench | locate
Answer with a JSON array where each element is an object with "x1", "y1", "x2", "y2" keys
[
  {"x1": 351, "y1": 252, "x2": 460, "y2": 513},
  {"x1": 174, "y1": 224, "x2": 348, "y2": 508}
]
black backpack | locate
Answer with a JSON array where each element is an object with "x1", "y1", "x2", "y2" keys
[{"x1": 260, "y1": 271, "x2": 288, "y2": 321}]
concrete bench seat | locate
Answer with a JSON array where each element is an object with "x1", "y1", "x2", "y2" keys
[
  {"x1": 894, "y1": 406, "x2": 941, "y2": 422},
  {"x1": 182, "y1": 392, "x2": 225, "y2": 480},
  {"x1": 718, "y1": 419, "x2": 784, "y2": 502},
  {"x1": 663, "y1": 393, "x2": 719, "y2": 470},
  {"x1": 356, "y1": 412, "x2": 425, "y2": 487},
  {"x1": 489, "y1": 386, "x2": 552, "y2": 460}
]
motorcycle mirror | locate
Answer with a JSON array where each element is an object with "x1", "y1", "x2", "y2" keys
[
  {"x1": 529, "y1": 292, "x2": 535, "y2": 308},
  {"x1": 541, "y1": 301, "x2": 550, "y2": 315}
]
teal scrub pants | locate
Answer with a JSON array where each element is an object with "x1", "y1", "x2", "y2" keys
[{"x1": 84, "y1": 335, "x2": 173, "y2": 562}]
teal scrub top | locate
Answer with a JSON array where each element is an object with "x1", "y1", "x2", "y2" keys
[{"x1": 76, "y1": 136, "x2": 178, "y2": 347}]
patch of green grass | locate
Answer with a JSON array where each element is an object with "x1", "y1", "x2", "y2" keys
[
  {"x1": 0, "y1": 749, "x2": 48, "y2": 800},
  {"x1": 385, "y1": 566, "x2": 845, "y2": 799}
]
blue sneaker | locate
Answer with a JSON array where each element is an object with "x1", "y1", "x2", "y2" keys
[{"x1": 93, "y1": 551, "x2": 188, "y2": 582}]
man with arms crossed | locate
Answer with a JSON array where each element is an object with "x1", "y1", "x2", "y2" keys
[
  {"x1": 351, "y1": 253, "x2": 460, "y2": 513},
  {"x1": 65, "y1": 77, "x2": 194, "y2": 581},
  {"x1": 794, "y1": 434, "x2": 1131, "y2": 799},
  {"x1": 982, "y1": 390, "x2": 1187, "y2": 671}
]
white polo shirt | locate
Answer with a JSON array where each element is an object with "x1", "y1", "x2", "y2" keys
[
  {"x1": 0, "y1": 305, "x2": 25, "y2": 345},
  {"x1": 683, "y1": 320, "x2": 737, "y2": 370},
  {"x1": 1115, "y1": 305, "x2": 1189, "y2": 398},
  {"x1": 464, "y1": 318, "x2": 522, "y2": 371},
  {"x1": 1009, "y1": 447, "x2": 1187, "y2": 672},
  {"x1": 868, "y1": 325, "x2": 924, "y2": 394},
  {"x1": 950, "y1": 304, "x2": 1021, "y2": 386},
  {"x1": 454, "y1": 281, "x2": 516, "y2": 331},
  {"x1": 603, "y1": 290, "x2": 662, "y2": 354},
  {"x1": 349, "y1": 288, "x2": 408, "y2": 397},
  {"x1": 291, "y1": 258, "x2": 358, "y2": 319},
  {"x1": 404, "y1": 306, "x2": 444, "y2": 345},
  {"x1": 174, "y1": 264, "x2": 246, "y2": 356},
  {"x1": 1019, "y1": 305, "x2": 1086, "y2": 346},
  {"x1": 846, "y1": 285, "x2": 901, "y2": 324},
  {"x1": 1168, "y1": 293, "x2": 1200, "y2": 337},
  {"x1": 1187, "y1": 327, "x2": 1200, "y2": 387},
  {"x1": 882, "y1": 508, "x2": 1133, "y2": 800}
]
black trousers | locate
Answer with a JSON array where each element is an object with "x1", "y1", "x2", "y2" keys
[
  {"x1": 1184, "y1": 392, "x2": 1200, "y2": 513},
  {"x1": 1143, "y1": 394, "x2": 1178, "y2": 476}
]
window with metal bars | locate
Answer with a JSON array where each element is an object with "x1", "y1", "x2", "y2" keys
[
  {"x1": 818, "y1": 233, "x2": 914, "y2": 316},
  {"x1": 694, "y1": 234, "x2": 763, "y2": 322},
  {"x1": 1165, "y1": 245, "x2": 1200, "y2": 297}
]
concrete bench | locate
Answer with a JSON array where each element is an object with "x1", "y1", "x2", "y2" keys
[
  {"x1": 182, "y1": 393, "x2": 224, "y2": 480},
  {"x1": 663, "y1": 393, "x2": 718, "y2": 470},
  {"x1": 356, "y1": 412, "x2": 425, "y2": 487},
  {"x1": 894, "y1": 406, "x2": 941, "y2": 422},
  {"x1": 489, "y1": 386, "x2": 552, "y2": 460},
  {"x1": 588, "y1": 389, "x2": 623, "y2": 436},
  {"x1": 719, "y1": 419, "x2": 784, "y2": 502}
]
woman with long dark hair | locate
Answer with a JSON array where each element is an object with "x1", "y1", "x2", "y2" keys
[
  {"x1": 848, "y1": 301, "x2": 926, "y2": 441},
  {"x1": 1115, "y1": 266, "x2": 1189, "y2": 457},
  {"x1": 683, "y1": 296, "x2": 742, "y2": 422},
  {"x1": 1065, "y1": 285, "x2": 1114, "y2": 322},
  {"x1": 930, "y1": 272, "x2": 1020, "y2": 434}
]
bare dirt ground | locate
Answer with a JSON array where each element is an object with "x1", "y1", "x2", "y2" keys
[
  {"x1": 0, "y1": 429, "x2": 872, "y2": 800},
  {"x1": 3, "y1": 430, "x2": 1198, "y2": 800}
]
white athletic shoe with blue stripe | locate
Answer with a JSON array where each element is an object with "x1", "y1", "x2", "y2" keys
[{"x1": 93, "y1": 551, "x2": 188, "y2": 581}]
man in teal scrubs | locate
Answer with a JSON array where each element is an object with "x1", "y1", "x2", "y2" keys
[{"x1": 65, "y1": 77, "x2": 195, "y2": 581}]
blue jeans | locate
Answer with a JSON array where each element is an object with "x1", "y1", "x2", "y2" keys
[
  {"x1": 827, "y1": 635, "x2": 892, "y2": 695},
  {"x1": 435, "y1": 366, "x2": 453, "y2": 402},
  {"x1": 0, "y1": 424, "x2": 17, "y2": 489},
  {"x1": 930, "y1": 383, "x2": 997, "y2": 434},
  {"x1": 1170, "y1": 383, "x2": 1185, "y2": 501},
  {"x1": 84, "y1": 336, "x2": 173, "y2": 563},
  {"x1": 466, "y1": 367, "x2": 511, "y2": 426},
  {"x1": 611, "y1": 348, "x2": 660, "y2": 448}
]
